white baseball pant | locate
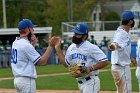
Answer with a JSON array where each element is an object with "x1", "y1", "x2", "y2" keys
[
  {"x1": 14, "y1": 77, "x2": 36, "y2": 93},
  {"x1": 78, "y1": 76, "x2": 100, "y2": 93},
  {"x1": 111, "y1": 65, "x2": 131, "y2": 93}
]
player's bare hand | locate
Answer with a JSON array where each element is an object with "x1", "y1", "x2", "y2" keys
[
  {"x1": 48, "y1": 36, "x2": 55, "y2": 47},
  {"x1": 54, "y1": 37, "x2": 61, "y2": 49},
  {"x1": 108, "y1": 44, "x2": 116, "y2": 51},
  {"x1": 131, "y1": 57, "x2": 137, "y2": 66},
  {"x1": 48, "y1": 36, "x2": 61, "y2": 47},
  {"x1": 132, "y1": 61, "x2": 137, "y2": 66},
  {"x1": 50, "y1": 37, "x2": 61, "y2": 49}
]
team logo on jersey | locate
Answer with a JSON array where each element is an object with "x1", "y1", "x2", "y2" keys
[{"x1": 71, "y1": 53, "x2": 87, "y2": 61}]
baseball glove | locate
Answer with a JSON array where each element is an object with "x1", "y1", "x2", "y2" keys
[{"x1": 69, "y1": 63, "x2": 91, "y2": 78}]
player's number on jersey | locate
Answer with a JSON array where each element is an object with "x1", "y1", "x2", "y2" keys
[
  {"x1": 11, "y1": 48, "x2": 17, "y2": 64},
  {"x1": 81, "y1": 63, "x2": 85, "y2": 66}
]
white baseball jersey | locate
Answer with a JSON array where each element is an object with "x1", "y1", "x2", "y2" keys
[
  {"x1": 136, "y1": 38, "x2": 140, "y2": 67},
  {"x1": 136, "y1": 38, "x2": 140, "y2": 92},
  {"x1": 111, "y1": 26, "x2": 131, "y2": 66},
  {"x1": 11, "y1": 37, "x2": 41, "y2": 79},
  {"x1": 65, "y1": 40, "x2": 108, "y2": 77}
]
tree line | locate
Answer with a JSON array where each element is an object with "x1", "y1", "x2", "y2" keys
[{"x1": 0, "y1": 0, "x2": 133, "y2": 36}]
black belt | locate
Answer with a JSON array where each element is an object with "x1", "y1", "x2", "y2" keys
[
  {"x1": 78, "y1": 75, "x2": 98, "y2": 84},
  {"x1": 115, "y1": 64, "x2": 121, "y2": 66}
]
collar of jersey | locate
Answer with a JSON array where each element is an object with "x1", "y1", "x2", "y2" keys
[
  {"x1": 119, "y1": 26, "x2": 129, "y2": 33},
  {"x1": 76, "y1": 40, "x2": 86, "y2": 48},
  {"x1": 16, "y1": 37, "x2": 30, "y2": 42}
]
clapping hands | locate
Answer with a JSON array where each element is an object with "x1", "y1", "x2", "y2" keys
[{"x1": 48, "y1": 36, "x2": 61, "y2": 48}]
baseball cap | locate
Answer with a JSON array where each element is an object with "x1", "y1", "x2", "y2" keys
[
  {"x1": 71, "y1": 22, "x2": 88, "y2": 35},
  {"x1": 121, "y1": 10, "x2": 136, "y2": 21},
  {"x1": 18, "y1": 19, "x2": 37, "y2": 30}
]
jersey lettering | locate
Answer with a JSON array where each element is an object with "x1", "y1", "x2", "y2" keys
[
  {"x1": 71, "y1": 53, "x2": 87, "y2": 61},
  {"x1": 81, "y1": 63, "x2": 85, "y2": 66},
  {"x1": 127, "y1": 40, "x2": 131, "y2": 46},
  {"x1": 11, "y1": 48, "x2": 17, "y2": 64}
]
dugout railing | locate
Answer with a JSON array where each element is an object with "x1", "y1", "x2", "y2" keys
[
  {"x1": 0, "y1": 43, "x2": 137, "y2": 68},
  {"x1": 62, "y1": 21, "x2": 140, "y2": 43}
]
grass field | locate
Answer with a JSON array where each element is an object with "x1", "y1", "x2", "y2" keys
[{"x1": 0, "y1": 64, "x2": 138, "y2": 92}]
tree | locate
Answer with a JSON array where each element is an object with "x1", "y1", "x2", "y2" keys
[
  {"x1": 45, "y1": 0, "x2": 68, "y2": 36},
  {"x1": 103, "y1": 10, "x2": 120, "y2": 30},
  {"x1": 104, "y1": 10, "x2": 120, "y2": 21},
  {"x1": 72, "y1": 0, "x2": 97, "y2": 21},
  {"x1": 4, "y1": 0, "x2": 48, "y2": 28}
]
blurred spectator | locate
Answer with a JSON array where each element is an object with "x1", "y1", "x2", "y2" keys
[
  {"x1": 0, "y1": 40, "x2": 4, "y2": 68},
  {"x1": 42, "y1": 39, "x2": 48, "y2": 50},
  {"x1": 55, "y1": 50, "x2": 59, "y2": 65},
  {"x1": 5, "y1": 40, "x2": 11, "y2": 68},
  {"x1": 36, "y1": 38, "x2": 48, "y2": 57},
  {"x1": 100, "y1": 36, "x2": 110, "y2": 57},
  {"x1": 61, "y1": 38, "x2": 71, "y2": 54},
  {"x1": 90, "y1": 35, "x2": 97, "y2": 45}
]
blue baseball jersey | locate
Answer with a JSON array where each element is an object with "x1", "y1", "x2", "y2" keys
[
  {"x1": 65, "y1": 40, "x2": 108, "y2": 77},
  {"x1": 11, "y1": 37, "x2": 41, "y2": 78}
]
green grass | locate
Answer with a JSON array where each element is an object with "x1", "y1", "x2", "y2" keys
[
  {"x1": 0, "y1": 79, "x2": 14, "y2": 89},
  {"x1": 0, "y1": 68, "x2": 13, "y2": 77},
  {"x1": 36, "y1": 75, "x2": 78, "y2": 90},
  {"x1": 0, "y1": 65, "x2": 139, "y2": 91},
  {"x1": 0, "y1": 65, "x2": 68, "y2": 78},
  {"x1": 131, "y1": 69, "x2": 139, "y2": 91},
  {"x1": 0, "y1": 75, "x2": 78, "y2": 90},
  {"x1": 36, "y1": 65, "x2": 68, "y2": 75},
  {"x1": 99, "y1": 70, "x2": 116, "y2": 91}
]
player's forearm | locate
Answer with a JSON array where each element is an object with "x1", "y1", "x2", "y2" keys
[
  {"x1": 92, "y1": 60, "x2": 108, "y2": 71},
  {"x1": 38, "y1": 46, "x2": 53, "y2": 65},
  {"x1": 56, "y1": 48, "x2": 68, "y2": 67},
  {"x1": 108, "y1": 43, "x2": 117, "y2": 51}
]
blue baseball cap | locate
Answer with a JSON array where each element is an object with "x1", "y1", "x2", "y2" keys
[
  {"x1": 121, "y1": 10, "x2": 136, "y2": 21},
  {"x1": 71, "y1": 22, "x2": 88, "y2": 35},
  {"x1": 18, "y1": 19, "x2": 37, "y2": 30}
]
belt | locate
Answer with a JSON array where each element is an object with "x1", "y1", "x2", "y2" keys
[
  {"x1": 78, "y1": 75, "x2": 98, "y2": 84},
  {"x1": 114, "y1": 64, "x2": 121, "y2": 66}
]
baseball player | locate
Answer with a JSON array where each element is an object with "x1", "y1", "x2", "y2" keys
[
  {"x1": 11, "y1": 19, "x2": 55, "y2": 93},
  {"x1": 136, "y1": 38, "x2": 140, "y2": 92},
  {"x1": 108, "y1": 10, "x2": 137, "y2": 93},
  {"x1": 54, "y1": 22, "x2": 108, "y2": 93}
]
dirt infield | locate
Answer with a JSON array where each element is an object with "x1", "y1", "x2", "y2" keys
[{"x1": 0, "y1": 89, "x2": 139, "y2": 93}]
